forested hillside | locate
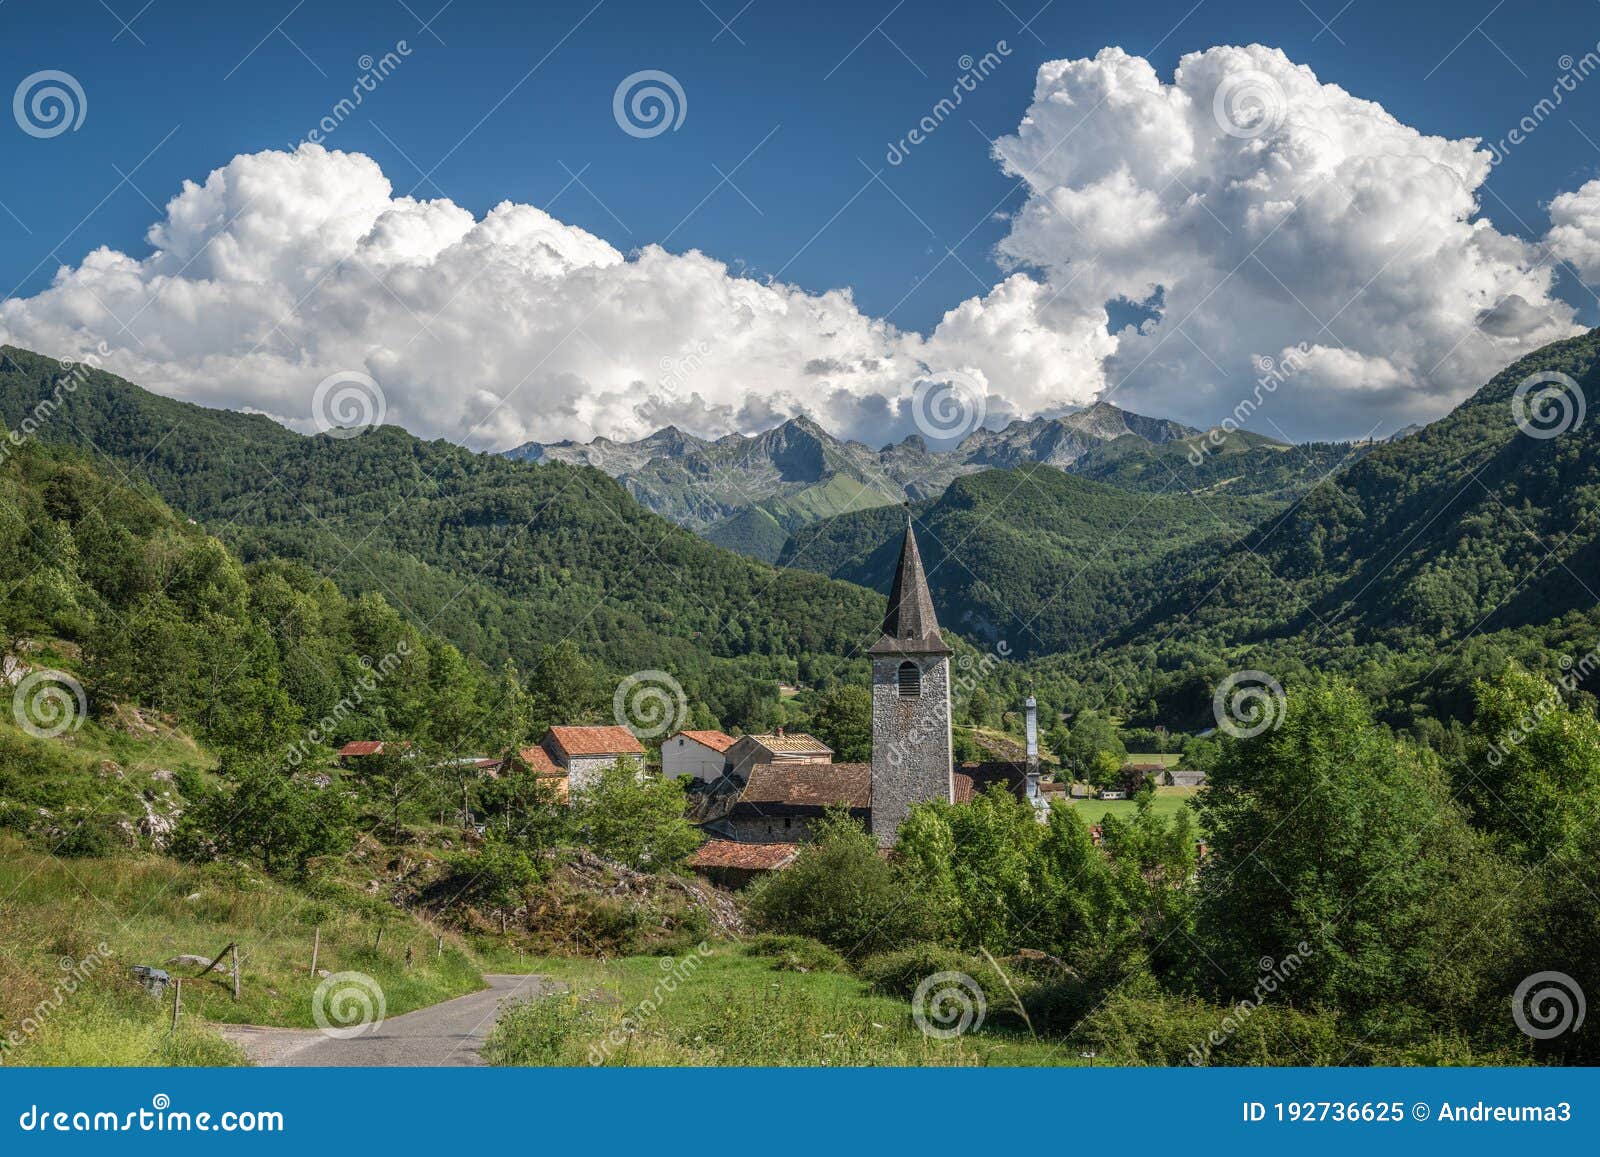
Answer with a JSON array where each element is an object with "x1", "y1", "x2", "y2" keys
[
  {"x1": 779, "y1": 466, "x2": 1277, "y2": 659},
  {"x1": 0, "y1": 348, "x2": 887, "y2": 721}
]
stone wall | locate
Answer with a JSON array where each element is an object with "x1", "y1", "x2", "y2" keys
[{"x1": 564, "y1": 753, "x2": 642, "y2": 793}]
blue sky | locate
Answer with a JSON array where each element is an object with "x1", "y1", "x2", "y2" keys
[
  {"x1": 3, "y1": 0, "x2": 1600, "y2": 447},
  {"x1": 4, "y1": 0, "x2": 1596, "y2": 330}
]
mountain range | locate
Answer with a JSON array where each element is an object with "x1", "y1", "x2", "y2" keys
[
  {"x1": 4, "y1": 328, "x2": 1598, "y2": 736},
  {"x1": 504, "y1": 403, "x2": 1355, "y2": 562}
]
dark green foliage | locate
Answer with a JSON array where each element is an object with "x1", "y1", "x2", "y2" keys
[
  {"x1": 746, "y1": 809, "x2": 924, "y2": 959},
  {"x1": 1053, "y1": 711, "x2": 1126, "y2": 780},
  {"x1": 569, "y1": 762, "x2": 701, "y2": 871},
  {"x1": 172, "y1": 756, "x2": 354, "y2": 875},
  {"x1": 0, "y1": 347, "x2": 888, "y2": 735},
  {"x1": 806, "y1": 684, "x2": 872, "y2": 762},
  {"x1": 1195, "y1": 681, "x2": 1523, "y2": 1029},
  {"x1": 1454, "y1": 662, "x2": 1600, "y2": 862},
  {"x1": 856, "y1": 943, "x2": 1004, "y2": 999},
  {"x1": 780, "y1": 468, "x2": 1273, "y2": 660}
]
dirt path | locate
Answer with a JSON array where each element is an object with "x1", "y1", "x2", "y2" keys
[{"x1": 218, "y1": 973, "x2": 560, "y2": 1067}]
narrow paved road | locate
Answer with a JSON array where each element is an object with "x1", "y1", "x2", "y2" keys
[{"x1": 219, "y1": 974, "x2": 559, "y2": 1067}]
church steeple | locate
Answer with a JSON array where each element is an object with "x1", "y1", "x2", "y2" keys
[
  {"x1": 868, "y1": 513, "x2": 951, "y2": 656},
  {"x1": 867, "y1": 510, "x2": 954, "y2": 845}
]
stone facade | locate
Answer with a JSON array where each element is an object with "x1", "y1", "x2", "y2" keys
[
  {"x1": 870, "y1": 653, "x2": 953, "y2": 845},
  {"x1": 562, "y1": 752, "x2": 640, "y2": 793}
]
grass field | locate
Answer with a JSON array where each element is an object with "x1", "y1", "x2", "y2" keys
[
  {"x1": 485, "y1": 944, "x2": 1078, "y2": 1066},
  {"x1": 0, "y1": 835, "x2": 482, "y2": 1066},
  {"x1": 1124, "y1": 752, "x2": 1181, "y2": 767},
  {"x1": 1065, "y1": 786, "x2": 1199, "y2": 824}
]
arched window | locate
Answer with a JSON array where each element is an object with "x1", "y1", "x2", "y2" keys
[{"x1": 897, "y1": 660, "x2": 921, "y2": 698}]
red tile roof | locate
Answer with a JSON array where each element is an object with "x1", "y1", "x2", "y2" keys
[
  {"x1": 543, "y1": 725, "x2": 646, "y2": 756},
  {"x1": 337, "y1": 740, "x2": 385, "y2": 757},
  {"x1": 674, "y1": 729, "x2": 736, "y2": 752},
  {"x1": 688, "y1": 840, "x2": 799, "y2": 871},
  {"x1": 512, "y1": 746, "x2": 562, "y2": 774},
  {"x1": 740, "y1": 761, "x2": 871, "y2": 809}
]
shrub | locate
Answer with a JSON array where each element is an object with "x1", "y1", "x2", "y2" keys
[
  {"x1": 482, "y1": 995, "x2": 601, "y2": 1066},
  {"x1": 745, "y1": 809, "x2": 925, "y2": 959},
  {"x1": 742, "y1": 934, "x2": 847, "y2": 974},
  {"x1": 856, "y1": 943, "x2": 1002, "y2": 1000}
]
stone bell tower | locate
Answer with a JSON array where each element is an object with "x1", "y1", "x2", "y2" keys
[{"x1": 869, "y1": 513, "x2": 953, "y2": 846}]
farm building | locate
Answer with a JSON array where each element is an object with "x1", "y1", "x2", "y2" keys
[
  {"x1": 662, "y1": 730, "x2": 736, "y2": 783},
  {"x1": 687, "y1": 840, "x2": 799, "y2": 888}
]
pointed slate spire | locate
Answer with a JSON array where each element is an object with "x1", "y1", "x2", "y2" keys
[{"x1": 868, "y1": 510, "x2": 951, "y2": 655}]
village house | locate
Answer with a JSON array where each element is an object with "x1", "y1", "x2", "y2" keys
[
  {"x1": 496, "y1": 743, "x2": 571, "y2": 801},
  {"x1": 661, "y1": 729, "x2": 736, "y2": 783},
  {"x1": 335, "y1": 739, "x2": 412, "y2": 767},
  {"x1": 496, "y1": 725, "x2": 646, "y2": 798},
  {"x1": 686, "y1": 839, "x2": 799, "y2": 888},
  {"x1": 540, "y1": 725, "x2": 645, "y2": 791},
  {"x1": 1165, "y1": 768, "x2": 1207, "y2": 787},
  {"x1": 722, "y1": 730, "x2": 832, "y2": 780},
  {"x1": 696, "y1": 759, "x2": 872, "y2": 843}
]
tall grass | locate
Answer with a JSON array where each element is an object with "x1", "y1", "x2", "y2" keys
[
  {"x1": 483, "y1": 945, "x2": 1070, "y2": 1067},
  {"x1": 0, "y1": 835, "x2": 482, "y2": 1066}
]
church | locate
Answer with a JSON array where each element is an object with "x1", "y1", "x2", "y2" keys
[{"x1": 685, "y1": 515, "x2": 1045, "y2": 855}]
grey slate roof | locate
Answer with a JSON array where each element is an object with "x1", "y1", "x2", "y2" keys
[{"x1": 868, "y1": 517, "x2": 952, "y2": 656}]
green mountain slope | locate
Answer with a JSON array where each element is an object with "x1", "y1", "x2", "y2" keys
[
  {"x1": 779, "y1": 466, "x2": 1277, "y2": 659},
  {"x1": 0, "y1": 348, "x2": 887, "y2": 716},
  {"x1": 1117, "y1": 329, "x2": 1600, "y2": 654}
]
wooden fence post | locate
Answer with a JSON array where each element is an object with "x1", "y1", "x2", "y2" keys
[
  {"x1": 375, "y1": 925, "x2": 384, "y2": 950},
  {"x1": 435, "y1": 933, "x2": 443, "y2": 957},
  {"x1": 170, "y1": 978, "x2": 181, "y2": 1031},
  {"x1": 231, "y1": 943, "x2": 240, "y2": 1001},
  {"x1": 309, "y1": 925, "x2": 320, "y2": 976},
  {"x1": 405, "y1": 944, "x2": 414, "y2": 969}
]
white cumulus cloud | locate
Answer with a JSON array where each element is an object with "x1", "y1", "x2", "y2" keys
[
  {"x1": 990, "y1": 44, "x2": 1583, "y2": 439},
  {"x1": 3, "y1": 44, "x2": 1599, "y2": 450}
]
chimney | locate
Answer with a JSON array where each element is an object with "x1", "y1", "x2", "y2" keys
[
  {"x1": 1024, "y1": 695, "x2": 1041, "y2": 805},
  {"x1": 775, "y1": 726, "x2": 784, "y2": 738}
]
